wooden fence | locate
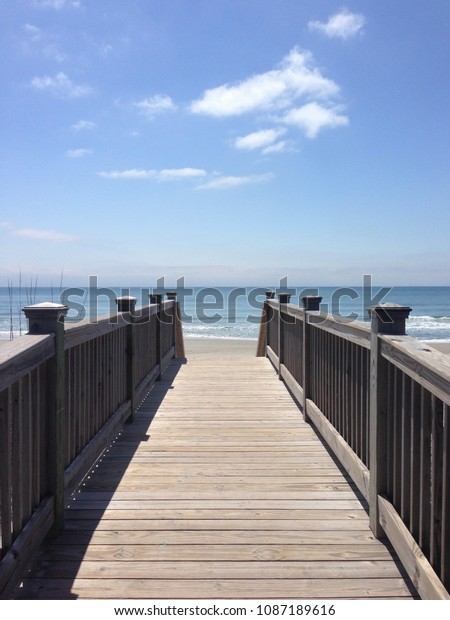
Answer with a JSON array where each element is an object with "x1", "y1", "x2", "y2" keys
[
  {"x1": 258, "y1": 293, "x2": 450, "y2": 600},
  {"x1": 0, "y1": 294, "x2": 183, "y2": 598}
]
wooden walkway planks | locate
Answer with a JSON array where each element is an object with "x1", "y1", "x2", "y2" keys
[{"x1": 17, "y1": 339, "x2": 417, "y2": 600}]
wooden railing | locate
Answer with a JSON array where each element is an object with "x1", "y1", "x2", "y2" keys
[
  {"x1": 0, "y1": 294, "x2": 183, "y2": 598},
  {"x1": 258, "y1": 293, "x2": 450, "y2": 600}
]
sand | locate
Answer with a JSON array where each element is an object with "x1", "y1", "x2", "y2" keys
[
  {"x1": 1, "y1": 335, "x2": 450, "y2": 356},
  {"x1": 183, "y1": 337, "x2": 258, "y2": 357},
  {"x1": 423, "y1": 341, "x2": 450, "y2": 355}
]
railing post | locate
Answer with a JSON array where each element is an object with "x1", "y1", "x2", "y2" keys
[
  {"x1": 150, "y1": 293, "x2": 163, "y2": 380},
  {"x1": 368, "y1": 303, "x2": 412, "y2": 537},
  {"x1": 167, "y1": 291, "x2": 186, "y2": 359},
  {"x1": 257, "y1": 291, "x2": 274, "y2": 357},
  {"x1": 277, "y1": 292, "x2": 291, "y2": 379},
  {"x1": 301, "y1": 296, "x2": 322, "y2": 423},
  {"x1": 166, "y1": 291, "x2": 177, "y2": 355},
  {"x1": 116, "y1": 296, "x2": 137, "y2": 422},
  {"x1": 22, "y1": 302, "x2": 68, "y2": 536}
]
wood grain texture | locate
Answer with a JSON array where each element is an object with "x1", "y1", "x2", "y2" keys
[{"x1": 17, "y1": 339, "x2": 417, "y2": 600}]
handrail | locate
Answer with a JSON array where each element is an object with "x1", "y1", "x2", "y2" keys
[
  {"x1": 258, "y1": 296, "x2": 450, "y2": 600},
  {"x1": 0, "y1": 295, "x2": 183, "y2": 598}
]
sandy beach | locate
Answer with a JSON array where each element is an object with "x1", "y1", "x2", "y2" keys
[
  {"x1": 184, "y1": 337, "x2": 450, "y2": 356},
  {"x1": 423, "y1": 341, "x2": 450, "y2": 355},
  {"x1": 2, "y1": 336, "x2": 450, "y2": 356},
  {"x1": 184, "y1": 337, "x2": 258, "y2": 357}
]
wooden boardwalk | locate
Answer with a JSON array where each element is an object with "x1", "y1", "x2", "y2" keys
[{"x1": 18, "y1": 339, "x2": 417, "y2": 599}]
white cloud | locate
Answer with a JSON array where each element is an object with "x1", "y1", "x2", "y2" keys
[
  {"x1": 158, "y1": 168, "x2": 207, "y2": 181},
  {"x1": 99, "y1": 44, "x2": 113, "y2": 57},
  {"x1": 71, "y1": 120, "x2": 97, "y2": 131},
  {"x1": 308, "y1": 9, "x2": 366, "y2": 40},
  {"x1": 190, "y1": 47, "x2": 339, "y2": 117},
  {"x1": 34, "y1": 1, "x2": 81, "y2": 9},
  {"x1": 31, "y1": 72, "x2": 93, "y2": 98},
  {"x1": 133, "y1": 95, "x2": 177, "y2": 118},
  {"x1": 282, "y1": 102, "x2": 348, "y2": 138},
  {"x1": 98, "y1": 167, "x2": 207, "y2": 181},
  {"x1": 22, "y1": 23, "x2": 66, "y2": 62},
  {"x1": 10, "y1": 227, "x2": 79, "y2": 242},
  {"x1": 262, "y1": 141, "x2": 288, "y2": 155},
  {"x1": 24, "y1": 24, "x2": 42, "y2": 41},
  {"x1": 196, "y1": 173, "x2": 273, "y2": 190},
  {"x1": 234, "y1": 128, "x2": 286, "y2": 151},
  {"x1": 66, "y1": 148, "x2": 92, "y2": 158},
  {"x1": 43, "y1": 44, "x2": 67, "y2": 62},
  {"x1": 99, "y1": 169, "x2": 153, "y2": 179}
]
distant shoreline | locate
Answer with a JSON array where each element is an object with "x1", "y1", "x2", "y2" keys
[{"x1": 1, "y1": 336, "x2": 450, "y2": 355}]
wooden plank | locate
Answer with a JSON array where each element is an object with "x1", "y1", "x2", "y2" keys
[
  {"x1": 33, "y1": 542, "x2": 398, "y2": 562},
  {"x1": 65, "y1": 499, "x2": 365, "y2": 510},
  {"x1": 70, "y1": 489, "x2": 360, "y2": 501},
  {"x1": 64, "y1": 400, "x2": 131, "y2": 497},
  {"x1": 0, "y1": 496, "x2": 54, "y2": 599},
  {"x1": 307, "y1": 313, "x2": 371, "y2": 350},
  {"x1": 63, "y1": 518, "x2": 371, "y2": 531},
  {"x1": 378, "y1": 495, "x2": 450, "y2": 600},
  {"x1": 380, "y1": 336, "x2": 450, "y2": 406},
  {"x1": 20, "y1": 577, "x2": 414, "y2": 600},
  {"x1": 0, "y1": 335, "x2": 54, "y2": 392},
  {"x1": 0, "y1": 387, "x2": 13, "y2": 555},
  {"x1": 64, "y1": 508, "x2": 368, "y2": 520},
  {"x1": 30, "y1": 560, "x2": 404, "y2": 580},
  {"x1": 305, "y1": 399, "x2": 369, "y2": 500}
]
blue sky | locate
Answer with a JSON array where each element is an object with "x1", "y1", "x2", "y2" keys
[{"x1": 1, "y1": 0, "x2": 450, "y2": 287}]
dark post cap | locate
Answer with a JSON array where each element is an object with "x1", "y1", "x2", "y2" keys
[
  {"x1": 301, "y1": 296, "x2": 323, "y2": 311},
  {"x1": 166, "y1": 291, "x2": 177, "y2": 300},
  {"x1": 265, "y1": 291, "x2": 275, "y2": 299},
  {"x1": 277, "y1": 292, "x2": 292, "y2": 304},
  {"x1": 149, "y1": 293, "x2": 163, "y2": 304},
  {"x1": 115, "y1": 296, "x2": 137, "y2": 312},
  {"x1": 22, "y1": 302, "x2": 69, "y2": 334},
  {"x1": 368, "y1": 303, "x2": 412, "y2": 335}
]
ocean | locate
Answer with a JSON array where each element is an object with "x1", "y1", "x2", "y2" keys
[{"x1": 0, "y1": 284, "x2": 449, "y2": 342}]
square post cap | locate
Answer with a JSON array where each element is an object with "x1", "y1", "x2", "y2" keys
[
  {"x1": 166, "y1": 291, "x2": 177, "y2": 300},
  {"x1": 301, "y1": 296, "x2": 323, "y2": 311},
  {"x1": 368, "y1": 303, "x2": 412, "y2": 335},
  {"x1": 22, "y1": 302, "x2": 69, "y2": 334},
  {"x1": 277, "y1": 292, "x2": 292, "y2": 304},
  {"x1": 115, "y1": 296, "x2": 137, "y2": 312},
  {"x1": 149, "y1": 293, "x2": 163, "y2": 305}
]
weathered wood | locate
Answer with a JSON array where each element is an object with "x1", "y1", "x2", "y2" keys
[
  {"x1": 0, "y1": 497, "x2": 53, "y2": 600},
  {"x1": 307, "y1": 313, "x2": 371, "y2": 350},
  {"x1": 47, "y1": 315, "x2": 66, "y2": 536},
  {"x1": 174, "y1": 301, "x2": 185, "y2": 358},
  {"x1": 369, "y1": 330, "x2": 388, "y2": 537},
  {"x1": 381, "y1": 336, "x2": 450, "y2": 406},
  {"x1": 17, "y1": 340, "x2": 415, "y2": 600},
  {"x1": 26, "y1": 542, "x2": 400, "y2": 562},
  {"x1": 0, "y1": 335, "x2": 54, "y2": 392},
  {"x1": 266, "y1": 344, "x2": 278, "y2": 370},
  {"x1": 0, "y1": 387, "x2": 13, "y2": 556},
  {"x1": 63, "y1": 400, "x2": 131, "y2": 498},
  {"x1": 31, "y1": 559, "x2": 402, "y2": 579},
  {"x1": 306, "y1": 400, "x2": 370, "y2": 501},
  {"x1": 256, "y1": 300, "x2": 268, "y2": 357},
  {"x1": 378, "y1": 495, "x2": 450, "y2": 600},
  {"x1": 20, "y1": 577, "x2": 414, "y2": 600}
]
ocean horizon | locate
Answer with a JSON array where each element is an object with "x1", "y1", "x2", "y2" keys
[{"x1": 1, "y1": 284, "x2": 449, "y2": 343}]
